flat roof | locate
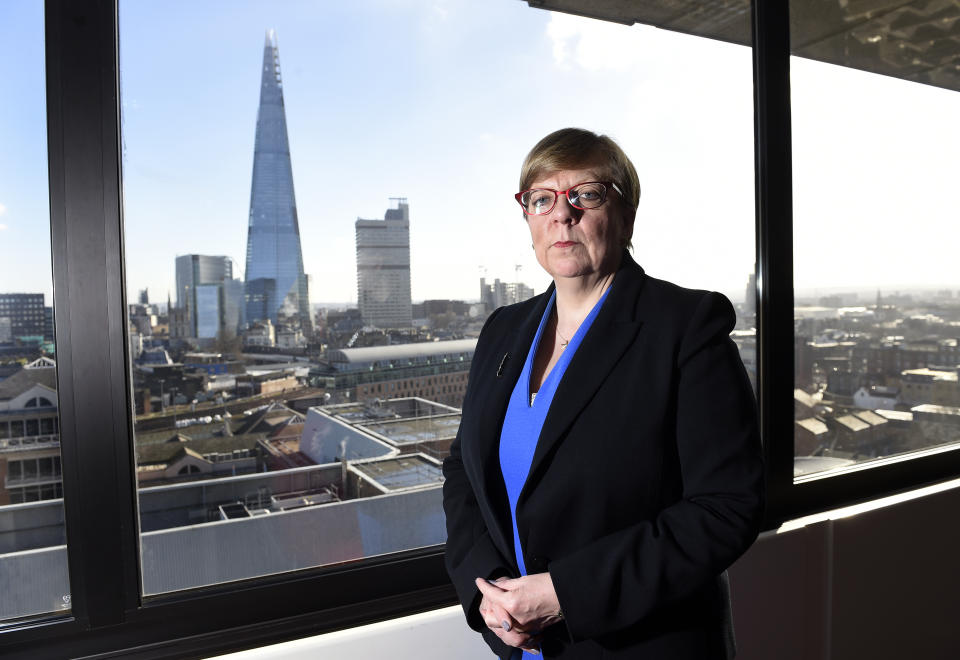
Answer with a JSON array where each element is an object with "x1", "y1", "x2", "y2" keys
[
  {"x1": 901, "y1": 368, "x2": 958, "y2": 381},
  {"x1": 912, "y1": 403, "x2": 960, "y2": 416},
  {"x1": 320, "y1": 397, "x2": 460, "y2": 424},
  {"x1": 360, "y1": 415, "x2": 461, "y2": 445},
  {"x1": 326, "y1": 339, "x2": 477, "y2": 365},
  {"x1": 353, "y1": 455, "x2": 443, "y2": 491},
  {"x1": 836, "y1": 415, "x2": 870, "y2": 432},
  {"x1": 796, "y1": 417, "x2": 828, "y2": 435},
  {"x1": 874, "y1": 409, "x2": 914, "y2": 422},
  {"x1": 854, "y1": 410, "x2": 888, "y2": 426}
]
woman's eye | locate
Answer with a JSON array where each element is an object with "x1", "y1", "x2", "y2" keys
[
  {"x1": 531, "y1": 193, "x2": 553, "y2": 209},
  {"x1": 574, "y1": 185, "x2": 602, "y2": 200}
]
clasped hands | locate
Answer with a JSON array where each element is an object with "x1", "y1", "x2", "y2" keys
[{"x1": 475, "y1": 572, "x2": 563, "y2": 655}]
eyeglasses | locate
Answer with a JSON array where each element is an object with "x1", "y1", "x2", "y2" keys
[{"x1": 515, "y1": 181, "x2": 622, "y2": 216}]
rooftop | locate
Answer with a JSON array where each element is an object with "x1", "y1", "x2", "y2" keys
[
  {"x1": 360, "y1": 415, "x2": 461, "y2": 446},
  {"x1": 835, "y1": 415, "x2": 870, "y2": 432},
  {"x1": 901, "y1": 367, "x2": 958, "y2": 381},
  {"x1": 325, "y1": 339, "x2": 476, "y2": 367},
  {"x1": 796, "y1": 417, "x2": 829, "y2": 435},
  {"x1": 321, "y1": 397, "x2": 459, "y2": 425},
  {"x1": 912, "y1": 403, "x2": 960, "y2": 416},
  {"x1": 874, "y1": 409, "x2": 914, "y2": 422},
  {"x1": 135, "y1": 431, "x2": 264, "y2": 465},
  {"x1": 0, "y1": 364, "x2": 57, "y2": 401},
  {"x1": 854, "y1": 410, "x2": 888, "y2": 426},
  {"x1": 352, "y1": 454, "x2": 444, "y2": 491},
  {"x1": 794, "y1": 389, "x2": 818, "y2": 409}
]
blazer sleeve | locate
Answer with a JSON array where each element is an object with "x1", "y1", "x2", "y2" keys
[
  {"x1": 442, "y1": 307, "x2": 514, "y2": 638},
  {"x1": 548, "y1": 291, "x2": 765, "y2": 642}
]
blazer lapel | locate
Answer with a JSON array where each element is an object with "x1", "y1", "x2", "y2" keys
[
  {"x1": 472, "y1": 287, "x2": 554, "y2": 558},
  {"x1": 524, "y1": 253, "x2": 646, "y2": 493}
]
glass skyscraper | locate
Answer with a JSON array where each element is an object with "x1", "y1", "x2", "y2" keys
[
  {"x1": 244, "y1": 30, "x2": 310, "y2": 331},
  {"x1": 174, "y1": 254, "x2": 242, "y2": 339}
]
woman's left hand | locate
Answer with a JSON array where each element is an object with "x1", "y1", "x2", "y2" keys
[{"x1": 475, "y1": 573, "x2": 564, "y2": 636}]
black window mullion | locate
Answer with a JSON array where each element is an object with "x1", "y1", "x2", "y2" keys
[
  {"x1": 45, "y1": 0, "x2": 141, "y2": 629},
  {"x1": 751, "y1": 0, "x2": 795, "y2": 526}
]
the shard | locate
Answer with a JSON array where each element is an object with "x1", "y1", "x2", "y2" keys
[{"x1": 244, "y1": 29, "x2": 310, "y2": 331}]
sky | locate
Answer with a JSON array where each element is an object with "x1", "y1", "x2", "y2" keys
[{"x1": 1, "y1": 0, "x2": 958, "y2": 308}]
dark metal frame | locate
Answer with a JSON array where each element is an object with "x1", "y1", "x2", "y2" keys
[{"x1": 0, "y1": 0, "x2": 956, "y2": 656}]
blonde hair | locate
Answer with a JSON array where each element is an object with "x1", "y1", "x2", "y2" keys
[
  {"x1": 519, "y1": 128, "x2": 640, "y2": 249},
  {"x1": 520, "y1": 128, "x2": 640, "y2": 211}
]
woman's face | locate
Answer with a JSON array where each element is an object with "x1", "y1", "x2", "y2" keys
[{"x1": 525, "y1": 168, "x2": 634, "y2": 283}]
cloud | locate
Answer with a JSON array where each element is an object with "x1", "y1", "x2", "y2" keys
[
  {"x1": 546, "y1": 13, "x2": 647, "y2": 73},
  {"x1": 0, "y1": 203, "x2": 6, "y2": 216},
  {"x1": 0, "y1": 224, "x2": 7, "y2": 232}
]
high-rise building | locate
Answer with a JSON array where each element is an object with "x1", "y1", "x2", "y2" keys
[
  {"x1": 744, "y1": 270, "x2": 757, "y2": 316},
  {"x1": 356, "y1": 199, "x2": 412, "y2": 328},
  {"x1": 243, "y1": 30, "x2": 310, "y2": 331},
  {"x1": 174, "y1": 255, "x2": 242, "y2": 339},
  {"x1": 0, "y1": 294, "x2": 46, "y2": 343},
  {"x1": 479, "y1": 278, "x2": 535, "y2": 312}
]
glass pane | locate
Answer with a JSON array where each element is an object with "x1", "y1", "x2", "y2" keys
[
  {"x1": 120, "y1": 1, "x2": 754, "y2": 594},
  {"x1": 0, "y1": 0, "x2": 72, "y2": 621},
  {"x1": 790, "y1": 1, "x2": 960, "y2": 479}
]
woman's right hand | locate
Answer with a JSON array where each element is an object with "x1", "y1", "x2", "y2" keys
[{"x1": 476, "y1": 578, "x2": 542, "y2": 654}]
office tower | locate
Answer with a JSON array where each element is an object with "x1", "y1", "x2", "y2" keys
[
  {"x1": 356, "y1": 199, "x2": 412, "y2": 328},
  {"x1": 744, "y1": 270, "x2": 757, "y2": 315},
  {"x1": 44, "y1": 307, "x2": 54, "y2": 343},
  {"x1": 480, "y1": 278, "x2": 535, "y2": 311},
  {"x1": 243, "y1": 30, "x2": 310, "y2": 331},
  {"x1": 174, "y1": 255, "x2": 242, "y2": 339},
  {"x1": 0, "y1": 294, "x2": 46, "y2": 342}
]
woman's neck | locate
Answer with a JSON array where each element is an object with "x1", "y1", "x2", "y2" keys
[{"x1": 553, "y1": 269, "x2": 616, "y2": 330}]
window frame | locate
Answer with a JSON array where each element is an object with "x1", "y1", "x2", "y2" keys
[
  {"x1": 0, "y1": 0, "x2": 957, "y2": 657},
  {"x1": 752, "y1": 0, "x2": 960, "y2": 526}
]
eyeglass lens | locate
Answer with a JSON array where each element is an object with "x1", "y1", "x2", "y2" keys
[{"x1": 521, "y1": 182, "x2": 607, "y2": 215}]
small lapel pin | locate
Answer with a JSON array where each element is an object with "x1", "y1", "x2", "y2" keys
[{"x1": 496, "y1": 353, "x2": 510, "y2": 377}]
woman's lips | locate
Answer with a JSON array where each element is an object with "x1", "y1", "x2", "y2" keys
[{"x1": 553, "y1": 241, "x2": 576, "y2": 248}]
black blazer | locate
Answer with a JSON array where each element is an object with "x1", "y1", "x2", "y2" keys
[{"x1": 442, "y1": 252, "x2": 764, "y2": 659}]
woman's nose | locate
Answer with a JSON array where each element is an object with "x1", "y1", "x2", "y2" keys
[{"x1": 552, "y1": 195, "x2": 580, "y2": 224}]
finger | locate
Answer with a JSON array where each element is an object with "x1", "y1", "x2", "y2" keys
[
  {"x1": 493, "y1": 628, "x2": 535, "y2": 649},
  {"x1": 475, "y1": 578, "x2": 513, "y2": 618},
  {"x1": 475, "y1": 577, "x2": 506, "y2": 598},
  {"x1": 490, "y1": 575, "x2": 522, "y2": 591},
  {"x1": 477, "y1": 595, "x2": 515, "y2": 632}
]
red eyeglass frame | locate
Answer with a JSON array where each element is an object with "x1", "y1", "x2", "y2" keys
[{"x1": 514, "y1": 181, "x2": 622, "y2": 216}]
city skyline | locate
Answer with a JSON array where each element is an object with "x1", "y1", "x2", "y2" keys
[{"x1": 2, "y1": 1, "x2": 958, "y2": 308}]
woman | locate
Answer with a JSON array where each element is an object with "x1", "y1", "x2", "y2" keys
[{"x1": 442, "y1": 128, "x2": 764, "y2": 659}]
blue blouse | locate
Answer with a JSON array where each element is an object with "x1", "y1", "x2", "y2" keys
[{"x1": 497, "y1": 286, "x2": 611, "y2": 659}]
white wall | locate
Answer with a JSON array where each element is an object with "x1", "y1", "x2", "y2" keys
[{"x1": 209, "y1": 606, "x2": 491, "y2": 660}]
